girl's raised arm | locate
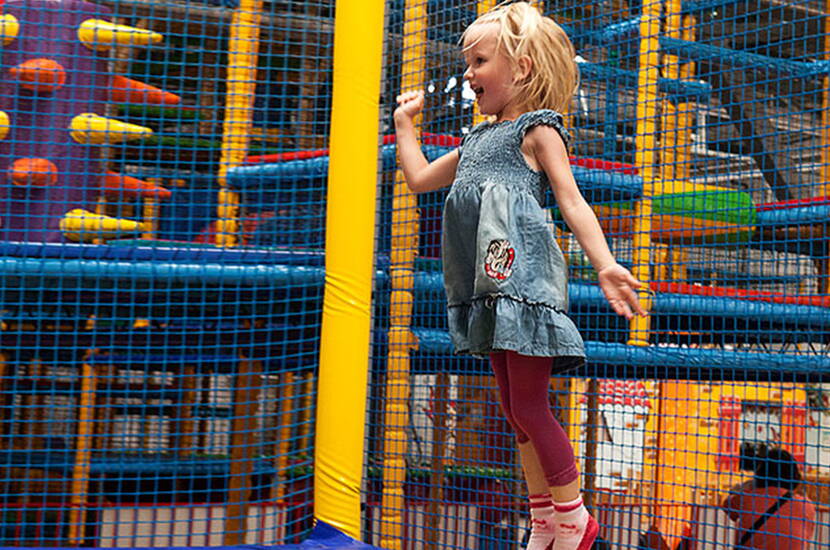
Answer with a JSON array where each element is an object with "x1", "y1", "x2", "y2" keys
[{"x1": 394, "y1": 90, "x2": 459, "y2": 194}]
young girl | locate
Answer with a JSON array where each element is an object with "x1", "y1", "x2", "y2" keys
[{"x1": 394, "y1": 2, "x2": 646, "y2": 550}]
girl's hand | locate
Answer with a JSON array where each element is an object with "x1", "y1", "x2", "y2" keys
[
  {"x1": 395, "y1": 90, "x2": 425, "y2": 121},
  {"x1": 597, "y1": 263, "x2": 647, "y2": 319}
]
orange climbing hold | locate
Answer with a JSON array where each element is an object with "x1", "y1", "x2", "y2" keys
[
  {"x1": 9, "y1": 157, "x2": 58, "y2": 187},
  {"x1": 9, "y1": 58, "x2": 67, "y2": 93}
]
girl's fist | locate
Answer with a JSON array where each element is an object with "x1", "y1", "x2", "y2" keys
[{"x1": 395, "y1": 90, "x2": 425, "y2": 120}]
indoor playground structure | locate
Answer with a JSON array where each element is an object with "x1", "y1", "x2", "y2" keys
[{"x1": 0, "y1": 0, "x2": 827, "y2": 549}]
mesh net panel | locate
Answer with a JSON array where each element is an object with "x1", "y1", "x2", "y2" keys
[
  {"x1": 0, "y1": 0, "x2": 329, "y2": 545},
  {"x1": 371, "y1": 0, "x2": 830, "y2": 549},
  {"x1": 0, "y1": 0, "x2": 829, "y2": 548}
]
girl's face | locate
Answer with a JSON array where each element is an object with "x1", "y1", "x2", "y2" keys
[{"x1": 462, "y1": 24, "x2": 523, "y2": 121}]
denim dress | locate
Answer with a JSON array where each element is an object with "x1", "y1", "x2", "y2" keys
[{"x1": 442, "y1": 109, "x2": 585, "y2": 369}]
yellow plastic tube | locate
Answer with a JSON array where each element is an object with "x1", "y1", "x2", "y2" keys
[
  {"x1": 658, "y1": 0, "x2": 698, "y2": 211},
  {"x1": 628, "y1": 1, "x2": 660, "y2": 345},
  {"x1": 378, "y1": 0, "x2": 426, "y2": 546},
  {"x1": 216, "y1": 0, "x2": 264, "y2": 247},
  {"x1": 67, "y1": 359, "x2": 97, "y2": 545},
  {"x1": 314, "y1": 0, "x2": 385, "y2": 539}
]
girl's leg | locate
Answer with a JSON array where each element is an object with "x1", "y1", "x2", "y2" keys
[
  {"x1": 503, "y1": 351, "x2": 597, "y2": 550},
  {"x1": 490, "y1": 353, "x2": 556, "y2": 550},
  {"x1": 502, "y1": 351, "x2": 578, "y2": 486},
  {"x1": 518, "y1": 440, "x2": 549, "y2": 498}
]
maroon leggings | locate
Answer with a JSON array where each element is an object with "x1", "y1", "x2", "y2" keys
[{"x1": 490, "y1": 350, "x2": 579, "y2": 487}]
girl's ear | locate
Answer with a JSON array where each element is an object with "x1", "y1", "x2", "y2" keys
[{"x1": 514, "y1": 55, "x2": 532, "y2": 82}]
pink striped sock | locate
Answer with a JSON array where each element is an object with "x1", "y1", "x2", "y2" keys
[
  {"x1": 552, "y1": 497, "x2": 598, "y2": 550},
  {"x1": 527, "y1": 494, "x2": 556, "y2": 550}
]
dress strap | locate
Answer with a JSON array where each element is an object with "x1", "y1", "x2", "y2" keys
[{"x1": 515, "y1": 109, "x2": 571, "y2": 150}]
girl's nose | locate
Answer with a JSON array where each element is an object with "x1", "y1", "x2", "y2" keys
[{"x1": 463, "y1": 66, "x2": 472, "y2": 80}]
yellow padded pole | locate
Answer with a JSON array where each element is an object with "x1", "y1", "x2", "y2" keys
[
  {"x1": 379, "y1": 0, "x2": 425, "y2": 546},
  {"x1": 216, "y1": 0, "x2": 264, "y2": 247},
  {"x1": 314, "y1": 0, "x2": 385, "y2": 538}
]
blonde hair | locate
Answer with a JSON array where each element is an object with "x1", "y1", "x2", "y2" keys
[{"x1": 461, "y1": 2, "x2": 579, "y2": 113}]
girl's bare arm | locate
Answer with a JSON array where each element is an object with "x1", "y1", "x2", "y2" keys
[{"x1": 527, "y1": 125, "x2": 646, "y2": 318}]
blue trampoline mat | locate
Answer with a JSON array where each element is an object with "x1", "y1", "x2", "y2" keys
[{"x1": 270, "y1": 522, "x2": 386, "y2": 550}]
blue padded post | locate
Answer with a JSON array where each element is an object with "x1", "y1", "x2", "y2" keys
[
  {"x1": 411, "y1": 328, "x2": 830, "y2": 380},
  {"x1": 228, "y1": 145, "x2": 645, "y2": 200}
]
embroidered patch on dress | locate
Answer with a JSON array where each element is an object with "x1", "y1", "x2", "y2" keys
[{"x1": 484, "y1": 239, "x2": 515, "y2": 281}]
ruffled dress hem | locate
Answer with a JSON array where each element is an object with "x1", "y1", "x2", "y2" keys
[{"x1": 447, "y1": 294, "x2": 586, "y2": 372}]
